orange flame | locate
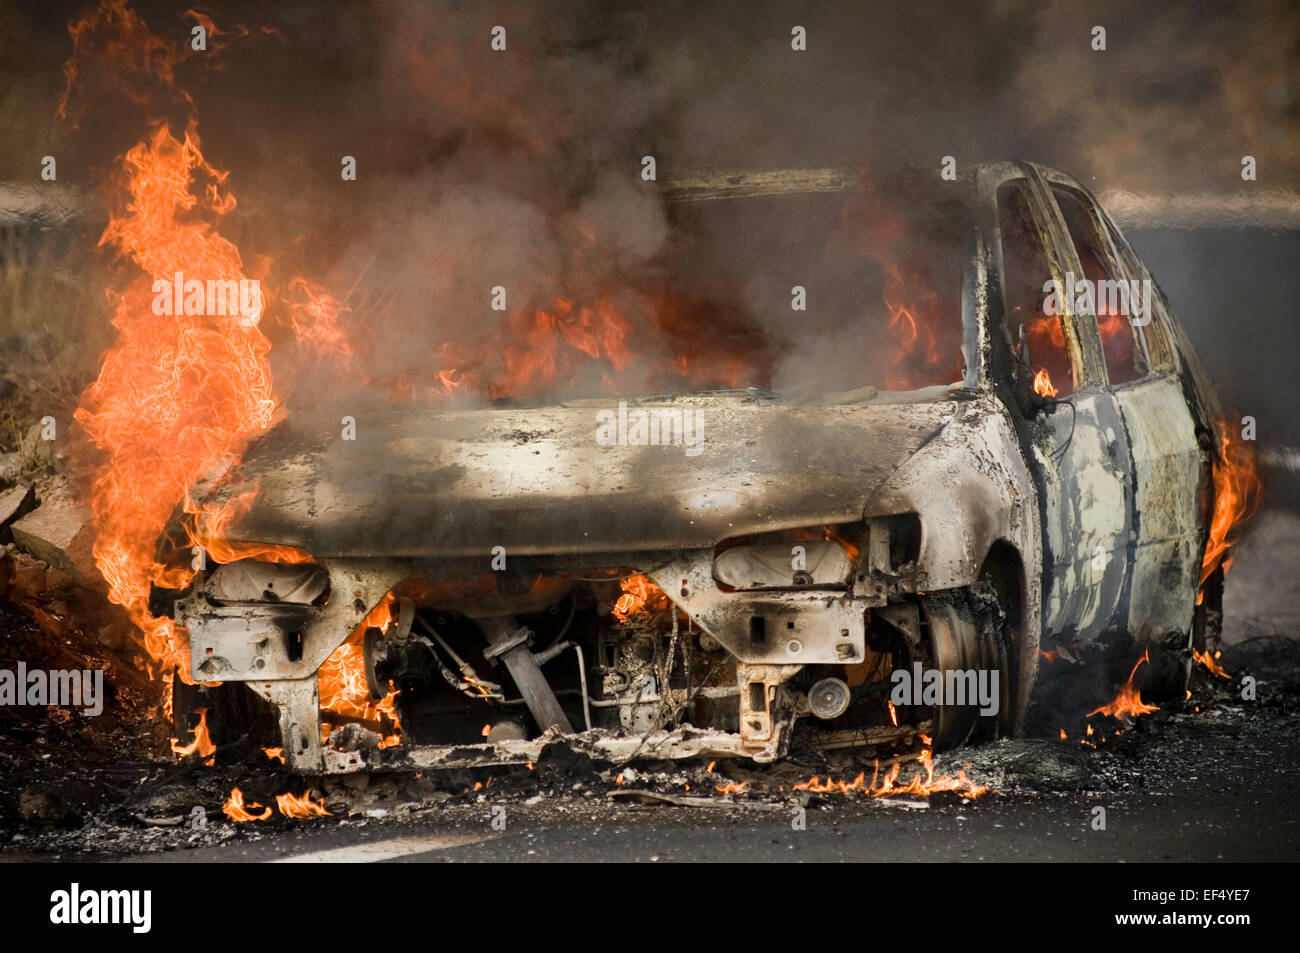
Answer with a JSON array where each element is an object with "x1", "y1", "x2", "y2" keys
[
  {"x1": 74, "y1": 122, "x2": 282, "y2": 679},
  {"x1": 317, "y1": 599, "x2": 401, "y2": 745},
  {"x1": 170, "y1": 708, "x2": 215, "y2": 762},
  {"x1": 1200, "y1": 426, "x2": 1262, "y2": 585},
  {"x1": 1032, "y1": 368, "x2": 1058, "y2": 398},
  {"x1": 1088, "y1": 650, "x2": 1159, "y2": 719},
  {"x1": 715, "y1": 781, "x2": 747, "y2": 795},
  {"x1": 1192, "y1": 648, "x2": 1229, "y2": 679},
  {"x1": 611, "y1": 574, "x2": 669, "y2": 623},
  {"x1": 223, "y1": 787, "x2": 271, "y2": 822},
  {"x1": 274, "y1": 791, "x2": 330, "y2": 818},
  {"x1": 795, "y1": 749, "x2": 986, "y2": 799},
  {"x1": 65, "y1": 5, "x2": 348, "y2": 705}
]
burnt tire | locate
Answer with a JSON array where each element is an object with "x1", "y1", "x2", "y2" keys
[{"x1": 919, "y1": 585, "x2": 1015, "y2": 750}]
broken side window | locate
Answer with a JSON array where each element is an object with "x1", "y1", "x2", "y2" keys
[
  {"x1": 996, "y1": 181, "x2": 1077, "y2": 398},
  {"x1": 1052, "y1": 186, "x2": 1150, "y2": 386},
  {"x1": 1093, "y1": 206, "x2": 1177, "y2": 373}
]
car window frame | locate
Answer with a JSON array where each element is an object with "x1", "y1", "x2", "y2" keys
[
  {"x1": 1090, "y1": 201, "x2": 1179, "y2": 375},
  {"x1": 988, "y1": 171, "x2": 1099, "y2": 397},
  {"x1": 1043, "y1": 182, "x2": 1165, "y2": 391}
]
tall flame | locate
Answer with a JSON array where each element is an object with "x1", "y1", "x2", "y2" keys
[
  {"x1": 1200, "y1": 426, "x2": 1262, "y2": 585},
  {"x1": 75, "y1": 122, "x2": 279, "y2": 678}
]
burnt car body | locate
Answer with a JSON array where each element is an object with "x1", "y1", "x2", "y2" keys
[{"x1": 158, "y1": 161, "x2": 1228, "y2": 774}]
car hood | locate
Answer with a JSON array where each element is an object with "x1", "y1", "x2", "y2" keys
[{"x1": 188, "y1": 392, "x2": 958, "y2": 558}]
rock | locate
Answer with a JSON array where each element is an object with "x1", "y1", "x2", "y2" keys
[
  {"x1": 19, "y1": 788, "x2": 65, "y2": 825},
  {"x1": 0, "y1": 451, "x2": 20, "y2": 484},
  {"x1": 1003, "y1": 741, "x2": 1093, "y2": 791},
  {"x1": 19, "y1": 423, "x2": 56, "y2": 470},
  {"x1": 0, "y1": 483, "x2": 36, "y2": 543},
  {"x1": 9, "y1": 498, "x2": 99, "y2": 588},
  {"x1": 8, "y1": 551, "x2": 47, "y2": 597}
]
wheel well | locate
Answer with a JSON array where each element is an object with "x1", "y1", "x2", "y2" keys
[{"x1": 979, "y1": 540, "x2": 1025, "y2": 636}]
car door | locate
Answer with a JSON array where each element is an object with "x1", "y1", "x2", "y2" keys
[
  {"x1": 1042, "y1": 177, "x2": 1203, "y2": 645},
  {"x1": 992, "y1": 171, "x2": 1134, "y2": 645}
]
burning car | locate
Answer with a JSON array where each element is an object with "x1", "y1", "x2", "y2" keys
[{"x1": 153, "y1": 161, "x2": 1247, "y2": 774}]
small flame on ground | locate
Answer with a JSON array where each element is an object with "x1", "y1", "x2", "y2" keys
[
  {"x1": 223, "y1": 787, "x2": 271, "y2": 822},
  {"x1": 263, "y1": 747, "x2": 285, "y2": 764},
  {"x1": 275, "y1": 791, "x2": 330, "y2": 818},
  {"x1": 887, "y1": 700, "x2": 898, "y2": 726},
  {"x1": 1087, "y1": 650, "x2": 1159, "y2": 720},
  {"x1": 795, "y1": 750, "x2": 986, "y2": 799},
  {"x1": 715, "y1": 781, "x2": 747, "y2": 795}
]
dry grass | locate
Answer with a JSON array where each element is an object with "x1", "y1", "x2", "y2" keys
[{"x1": 0, "y1": 221, "x2": 110, "y2": 473}]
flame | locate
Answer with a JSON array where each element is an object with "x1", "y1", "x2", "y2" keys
[
  {"x1": 73, "y1": 122, "x2": 282, "y2": 678},
  {"x1": 828, "y1": 169, "x2": 962, "y2": 391},
  {"x1": 887, "y1": 700, "x2": 898, "y2": 727},
  {"x1": 64, "y1": 5, "x2": 349, "y2": 728},
  {"x1": 170, "y1": 708, "x2": 215, "y2": 762},
  {"x1": 263, "y1": 747, "x2": 285, "y2": 764},
  {"x1": 794, "y1": 749, "x2": 986, "y2": 799},
  {"x1": 1088, "y1": 650, "x2": 1159, "y2": 719},
  {"x1": 714, "y1": 781, "x2": 747, "y2": 795},
  {"x1": 274, "y1": 791, "x2": 330, "y2": 818},
  {"x1": 1032, "y1": 368, "x2": 1058, "y2": 398},
  {"x1": 223, "y1": 787, "x2": 271, "y2": 822},
  {"x1": 317, "y1": 602, "x2": 402, "y2": 746},
  {"x1": 1200, "y1": 426, "x2": 1262, "y2": 585},
  {"x1": 612, "y1": 574, "x2": 669, "y2": 623},
  {"x1": 1192, "y1": 648, "x2": 1229, "y2": 679}
]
